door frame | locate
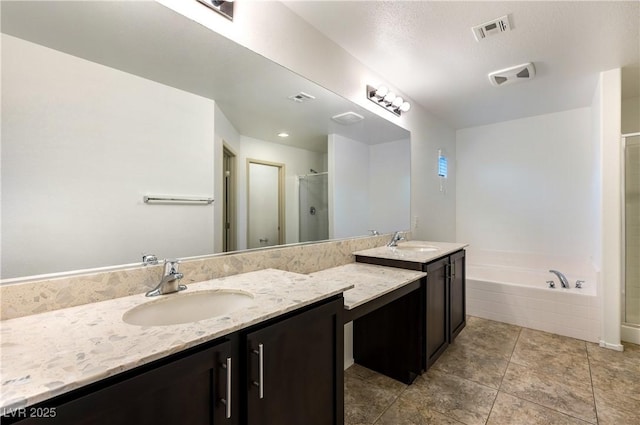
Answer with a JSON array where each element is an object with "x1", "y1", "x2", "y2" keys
[
  {"x1": 246, "y1": 158, "x2": 285, "y2": 248},
  {"x1": 222, "y1": 144, "x2": 237, "y2": 252}
]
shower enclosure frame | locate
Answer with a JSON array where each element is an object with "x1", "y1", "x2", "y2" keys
[
  {"x1": 297, "y1": 171, "x2": 329, "y2": 244},
  {"x1": 621, "y1": 132, "x2": 640, "y2": 345}
]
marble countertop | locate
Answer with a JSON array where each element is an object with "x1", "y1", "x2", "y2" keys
[
  {"x1": 309, "y1": 263, "x2": 426, "y2": 310},
  {"x1": 353, "y1": 240, "x2": 468, "y2": 264},
  {"x1": 0, "y1": 268, "x2": 353, "y2": 411}
]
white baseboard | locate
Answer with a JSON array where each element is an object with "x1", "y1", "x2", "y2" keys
[
  {"x1": 621, "y1": 325, "x2": 640, "y2": 345},
  {"x1": 599, "y1": 339, "x2": 625, "y2": 351}
]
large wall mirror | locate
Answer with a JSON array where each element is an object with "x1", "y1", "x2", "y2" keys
[{"x1": 1, "y1": 0, "x2": 410, "y2": 280}]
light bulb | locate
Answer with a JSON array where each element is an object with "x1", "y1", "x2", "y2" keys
[
  {"x1": 400, "y1": 102, "x2": 411, "y2": 112},
  {"x1": 392, "y1": 96, "x2": 404, "y2": 108},
  {"x1": 375, "y1": 85, "x2": 388, "y2": 98},
  {"x1": 383, "y1": 92, "x2": 396, "y2": 104}
]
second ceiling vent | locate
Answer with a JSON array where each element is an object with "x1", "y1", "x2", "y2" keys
[
  {"x1": 472, "y1": 15, "x2": 511, "y2": 41},
  {"x1": 488, "y1": 62, "x2": 536, "y2": 87}
]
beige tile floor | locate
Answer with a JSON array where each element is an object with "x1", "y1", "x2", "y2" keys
[{"x1": 344, "y1": 316, "x2": 640, "y2": 425}]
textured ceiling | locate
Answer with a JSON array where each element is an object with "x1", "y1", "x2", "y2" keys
[{"x1": 284, "y1": 1, "x2": 640, "y2": 129}]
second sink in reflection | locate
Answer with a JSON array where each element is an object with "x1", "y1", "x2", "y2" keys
[{"x1": 393, "y1": 241, "x2": 440, "y2": 252}]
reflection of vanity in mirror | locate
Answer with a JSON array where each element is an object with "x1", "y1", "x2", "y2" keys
[{"x1": 1, "y1": 1, "x2": 410, "y2": 280}]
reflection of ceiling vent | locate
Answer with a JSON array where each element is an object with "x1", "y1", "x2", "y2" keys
[
  {"x1": 331, "y1": 112, "x2": 364, "y2": 125},
  {"x1": 288, "y1": 92, "x2": 316, "y2": 103},
  {"x1": 472, "y1": 15, "x2": 511, "y2": 42},
  {"x1": 488, "y1": 63, "x2": 536, "y2": 87}
]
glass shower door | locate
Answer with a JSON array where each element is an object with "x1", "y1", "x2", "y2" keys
[
  {"x1": 299, "y1": 173, "x2": 329, "y2": 243},
  {"x1": 624, "y1": 134, "x2": 640, "y2": 326}
]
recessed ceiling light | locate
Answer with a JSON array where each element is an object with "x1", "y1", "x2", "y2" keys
[{"x1": 277, "y1": 132, "x2": 289, "y2": 138}]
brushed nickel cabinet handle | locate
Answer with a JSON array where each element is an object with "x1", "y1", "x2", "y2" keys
[
  {"x1": 221, "y1": 357, "x2": 232, "y2": 419},
  {"x1": 225, "y1": 357, "x2": 232, "y2": 418},
  {"x1": 251, "y1": 343, "x2": 264, "y2": 399}
]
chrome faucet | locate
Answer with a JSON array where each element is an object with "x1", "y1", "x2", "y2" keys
[
  {"x1": 387, "y1": 231, "x2": 406, "y2": 247},
  {"x1": 549, "y1": 270, "x2": 570, "y2": 288},
  {"x1": 146, "y1": 259, "x2": 186, "y2": 297},
  {"x1": 142, "y1": 253, "x2": 159, "y2": 266}
]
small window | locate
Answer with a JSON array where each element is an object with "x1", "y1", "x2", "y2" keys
[{"x1": 438, "y1": 155, "x2": 448, "y2": 178}]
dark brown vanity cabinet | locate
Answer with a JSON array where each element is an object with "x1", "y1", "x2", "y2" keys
[
  {"x1": 424, "y1": 257, "x2": 449, "y2": 369},
  {"x1": 350, "y1": 279, "x2": 423, "y2": 385},
  {"x1": 424, "y1": 250, "x2": 466, "y2": 368},
  {"x1": 5, "y1": 296, "x2": 344, "y2": 425},
  {"x1": 244, "y1": 296, "x2": 344, "y2": 425},
  {"x1": 356, "y1": 249, "x2": 466, "y2": 371},
  {"x1": 449, "y1": 250, "x2": 466, "y2": 342},
  {"x1": 5, "y1": 339, "x2": 234, "y2": 425}
]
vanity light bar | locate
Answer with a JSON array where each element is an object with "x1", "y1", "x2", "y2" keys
[
  {"x1": 366, "y1": 85, "x2": 411, "y2": 117},
  {"x1": 196, "y1": 0, "x2": 234, "y2": 21},
  {"x1": 143, "y1": 196, "x2": 214, "y2": 205}
]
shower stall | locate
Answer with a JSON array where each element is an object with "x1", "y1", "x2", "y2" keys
[
  {"x1": 623, "y1": 133, "x2": 640, "y2": 342},
  {"x1": 298, "y1": 172, "x2": 329, "y2": 243}
]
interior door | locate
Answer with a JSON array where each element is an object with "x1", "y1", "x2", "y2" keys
[{"x1": 248, "y1": 161, "x2": 283, "y2": 249}]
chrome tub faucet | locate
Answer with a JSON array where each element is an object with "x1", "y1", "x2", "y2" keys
[
  {"x1": 549, "y1": 270, "x2": 570, "y2": 288},
  {"x1": 146, "y1": 259, "x2": 186, "y2": 297}
]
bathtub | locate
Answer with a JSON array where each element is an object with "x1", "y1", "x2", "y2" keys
[{"x1": 466, "y1": 250, "x2": 601, "y2": 342}]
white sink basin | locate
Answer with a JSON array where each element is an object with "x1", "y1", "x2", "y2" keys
[
  {"x1": 394, "y1": 242, "x2": 440, "y2": 252},
  {"x1": 123, "y1": 289, "x2": 255, "y2": 326}
]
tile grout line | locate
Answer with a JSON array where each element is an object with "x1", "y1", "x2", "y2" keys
[
  {"x1": 497, "y1": 389, "x2": 599, "y2": 425},
  {"x1": 585, "y1": 343, "x2": 600, "y2": 425},
  {"x1": 484, "y1": 325, "x2": 523, "y2": 424},
  {"x1": 498, "y1": 330, "x2": 599, "y2": 425},
  {"x1": 355, "y1": 320, "x2": 627, "y2": 425},
  {"x1": 371, "y1": 384, "x2": 410, "y2": 425}
]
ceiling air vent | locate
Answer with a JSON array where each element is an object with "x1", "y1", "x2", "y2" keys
[
  {"x1": 331, "y1": 112, "x2": 364, "y2": 125},
  {"x1": 472, "y1": 15, "x2": 511, "y2": 42},
  {"x1": 288, "y1": 92, "x2": 316, "y2": 103},
  {"x1": 488, "y1": 62, "x2": 536, "y2": 87}
]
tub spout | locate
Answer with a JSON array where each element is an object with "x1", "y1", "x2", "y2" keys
[{"x1": 549, "y1": 270, "x2": 570, "y2": 288}]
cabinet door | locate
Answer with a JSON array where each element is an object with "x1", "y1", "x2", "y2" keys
[
  {"x1": 11, "y1": 340, "x2": 233, "y2": 425},
  {"x1": 245, "y1": 298, "x2": 343, "y2": 425},
  {"x1": 449, "y1": 250, "x2": 466, "y2": 341},
  {"x1": 425, "y1": 258, "x2": 449, "y2": 369}
]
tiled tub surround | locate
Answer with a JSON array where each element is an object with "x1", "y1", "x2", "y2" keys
[
  {"x1": 0, "y1": 269, "x2": 353, "y2": 411},
  {"x1": 0, "y1": 234, "x2": 391, "y2": 320},
  {"x1": 465, "y1": 249, "x2": 601, "y2": 342}
]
